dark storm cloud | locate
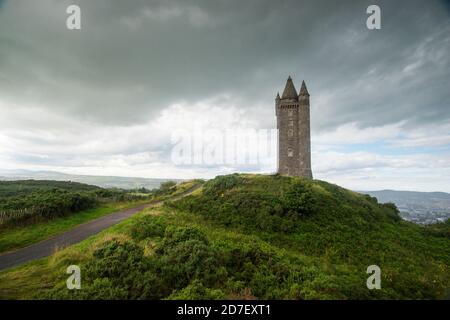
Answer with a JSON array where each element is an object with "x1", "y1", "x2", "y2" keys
[{"x1": 0, "y1": 0, "x2": 449, "y2": 130}]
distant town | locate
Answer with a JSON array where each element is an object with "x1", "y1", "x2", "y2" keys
[{"x1": 363, "y1": 190, "x2": 450, "y2": 224}]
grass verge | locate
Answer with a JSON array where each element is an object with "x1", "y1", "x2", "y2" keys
[{"x1": 0, "y1": 206, "x2": 163, "y2": 299}]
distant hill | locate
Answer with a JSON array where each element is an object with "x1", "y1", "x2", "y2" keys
[
  {"x1": 0, "y1": 169, "x2": 182, "y2": 190},
  {"x1": 360, "y1": 190, "x2": 450, "y2": 224}
]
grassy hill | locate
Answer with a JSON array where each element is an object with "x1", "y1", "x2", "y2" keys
[{"x1": 1, "y1": 174, "x2": 448, "y2": 299}]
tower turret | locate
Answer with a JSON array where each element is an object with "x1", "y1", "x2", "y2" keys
[
  {"x1": 299, "y1": 80, "x2": 310, "y2": 104},
  {"x1": 281, "y1": 76, "x2": 298, "y2": 101},
  {"x1": 299, "y1": 80, "x2": 309, "y2": 96}
]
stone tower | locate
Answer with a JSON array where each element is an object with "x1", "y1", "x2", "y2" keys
[{"x1": 275, "y1": 76, "x2": 313, "y2": 178}]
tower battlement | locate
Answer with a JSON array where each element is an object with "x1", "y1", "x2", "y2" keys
[{"x1": 276, "y1": 76, "x2": 313, "y2": 179}]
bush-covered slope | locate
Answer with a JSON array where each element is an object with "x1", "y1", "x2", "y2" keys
[
  {"x1": 0, "y1": 180, "x2": 100, "y2": 198},
  {"x1": 0, "y1": 180, "x2": 159, "y2": 227},
  {"x1": 36, "y1": 174, "x2": 450, "y2": 299}
]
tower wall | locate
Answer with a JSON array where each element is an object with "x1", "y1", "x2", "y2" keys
[
  {"x1": 277, "y1": 101, "x2": 301, "y2": 176},
  {"x1": 276, "y1": 77, "x2": 313, "y2": 179},
  {"x1": 298, "y1": 94, "x2": 313, "y2": 179}
]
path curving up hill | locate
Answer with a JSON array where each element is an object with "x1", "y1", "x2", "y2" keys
[{"x1": 0, "y1": 184, "x2": 202, "y2": 271}]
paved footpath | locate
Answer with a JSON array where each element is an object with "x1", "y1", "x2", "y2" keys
[{"x1": 0, "y1": 184, "x2": 201, "y2": 272}]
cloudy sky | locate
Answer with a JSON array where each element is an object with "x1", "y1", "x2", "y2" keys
[{"x1": 1, "y1": 0, "x2": 450, "y2": 191}]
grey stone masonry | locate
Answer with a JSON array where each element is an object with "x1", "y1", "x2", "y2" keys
[{"x1": 276, "y1": 76, "x2": 313, "y2": 179}]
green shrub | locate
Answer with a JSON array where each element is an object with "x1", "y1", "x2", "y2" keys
[
  {"x1": 283, "y1": 180, "x2": 316, "y2": 216},
  {"x1": 85, "y1": 240, "x2": 147, "y2": 280},
  {"x1": 167, "y1": 280, "x2": 226, "y2": 300},
  {"x1": 380, "y1": 202, "x2": 401, "y2": 222},
  {"x1": 0, "y1": 190, "x2": 98, "y2": 226},
  {"x1": 159, "y1": 226, "x2": 209, "y2": 252},
  {"x1": 43, "y1": 278, "x2": 129, "y2": 300},
  {"x1": 130, "y1": 216, "x2": 168, "y2": 241},
  {"x1": 169, "y1": 189, "x2": 297, "y2": 233},
  {"x1": 203, "y1": 174, "x2": 244, "y2": 197},
  {"x1": 161, "y1": 181, "x2": 177, "y2": 190}
]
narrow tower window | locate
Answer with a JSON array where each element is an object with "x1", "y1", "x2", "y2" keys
[{"x1": 287, "y1": 148, "x2": 293, "y2": 157}]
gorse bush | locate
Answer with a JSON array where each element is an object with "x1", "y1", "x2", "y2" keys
[
  {"x1": 166, "y1": 280, "x2": 226, "y2": 300},
  {"x1": 0, "y1": 181, "x2": 102, "y2": 227},
  {"x1": 0, "y1": 190, "x2": 97, "y2": 226},
  {"x1": 130, "y1": 215, "x2": 168, "y2": 241},
  {"x1": 44, "y1": 226, "x2": 222, "y2": 299},
  {"x1": 203, "y1": 174, "x2": 244, "y2": 197},
  {"x1": 160, "y1": 181, "x2": 177, "y2": 190},
  {"x1": 150, "y1": 181, "x2": 178, "y2": 197},
  {"x1": 159, "y1": 225, "x2": 209, "y2": 251},
  {"x1": 283, "y1": 180, "x2": 316, "y2": 216},
  {"x1": 168, "y1": 189, "x2": 298, "y2": 233},
  {"x1": 380, "y1": 202, "x2": 402, "y2": 222}
]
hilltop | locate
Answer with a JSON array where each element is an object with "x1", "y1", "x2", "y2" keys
[{"x1": 0, "y1": 174, "x2": 448, "y2": 299}]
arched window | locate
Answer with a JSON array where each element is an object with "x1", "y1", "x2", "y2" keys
[{"x1": 287, "y1": 148, "x2": 293, "y2": 157}]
